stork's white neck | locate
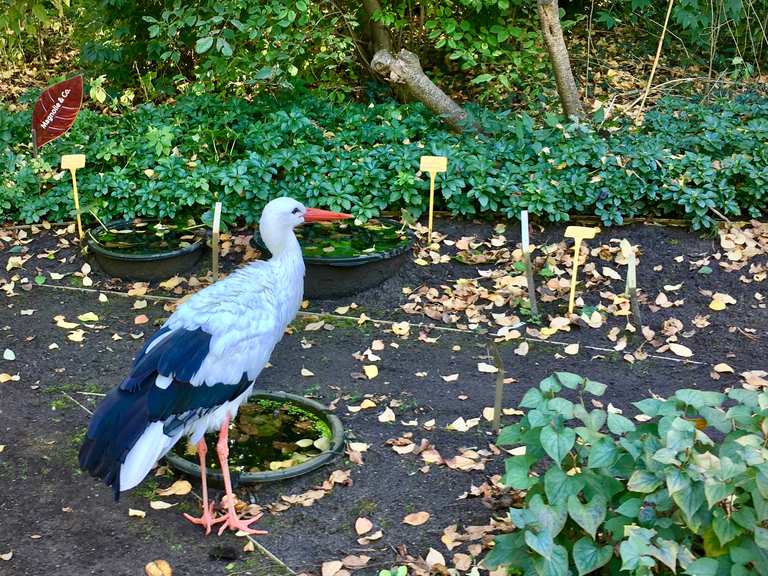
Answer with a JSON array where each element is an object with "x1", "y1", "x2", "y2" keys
[{"x1": 260, "y1": 219, "x2": 300, "y2": 259}]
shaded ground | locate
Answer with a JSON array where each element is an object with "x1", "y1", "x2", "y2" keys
[{"x1": 0, "y1": 218, "x2": 766, "y2": 575}]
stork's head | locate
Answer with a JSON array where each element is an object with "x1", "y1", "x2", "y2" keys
[{"x1": 259, "y1": 197, "x2": 352, "y2": 257}]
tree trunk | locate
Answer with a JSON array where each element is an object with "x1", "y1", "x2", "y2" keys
[
  {"x1": 537, "y1": 0, "x2": 583, "y2": 118},
  {"x1": 361, "y1": 0, "x2": 472, "y2": 132}
]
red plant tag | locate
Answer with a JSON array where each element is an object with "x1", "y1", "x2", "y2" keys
[{"x1": 31, "y1": 75, "x2": 84, "y2": 149}]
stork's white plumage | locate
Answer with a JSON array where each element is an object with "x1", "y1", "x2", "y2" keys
[{"x1": 79, "y1": 197, "x2": 351, "y2": 535}]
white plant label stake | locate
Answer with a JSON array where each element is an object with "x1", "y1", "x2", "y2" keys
[
  {"x1": 211, "y1": 201, "x2": 222, "y2": 281},
  {"x1": 419, "y1": 155, "x2": 447, "y2": 238},
  {"x1": 520, "y1": 210, "x2": 538, "y2": 316},
  {"x1": 61, "y1": 154, "x2": 86, "y2": 240},
  {"x1": 621, "y1": 239, "x2": 642, "y2": 326}
]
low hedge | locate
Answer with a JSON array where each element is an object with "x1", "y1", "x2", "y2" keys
[{"x1": 1, "y1": 90, "x2": 766, "y2": 228}]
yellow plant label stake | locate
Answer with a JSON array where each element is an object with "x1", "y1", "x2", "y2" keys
[
  {"x1": 419, "y1": 155, "x2": 447, "y2": 238},
  {"x1": 61, "y1": 154, "x2": 86, "y2": 240},
  {"x1": 565, "y1": 225, "x2": 600, "y2": 314}
]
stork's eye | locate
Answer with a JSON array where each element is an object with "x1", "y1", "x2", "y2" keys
[{"x1": 291, "y1": 207, "x2": 301, "y2": 215}]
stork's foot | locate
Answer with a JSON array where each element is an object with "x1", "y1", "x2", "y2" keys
[
  {"x1": 183, "y1": 500, "x2": 225, "y2": 536},
  {"x1": 216, "y1": 510, "x2": 267, "y2": 536}
]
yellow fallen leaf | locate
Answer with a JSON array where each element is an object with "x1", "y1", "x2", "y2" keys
[
  {"x1": 363, "y1": 365, "x2": 378, "y2": 379},
  {"x1": 53, "y1": 315, "x2": 79, "y2": 329},
  {"x1": 301, "y1": 368, "x2": 315, "y2": 377},
  {"x1": 564, "y1": 343, "x2": 580, "y2": 355},
  {"x1": 515, "y1": 341, "x2": 529, "y2": 356},
  {"x1": 128, "y1": 508, "x2": 146, "y2": 518},
  {"x1": 159, "y1": 276, "x2": 184, "y2": 290},
  {"x1": 0, "y1": 373, "x2": 20, "y2": 383},
  {"x1": 149, "y1": 500, "x2": 176, "y2": 510},
  {"x1": 668, "y1": 343, "x2": 693, "y2": 358},
  {"x1": 77, "y1": 312, "x2": 99, "y2": 322},
  {"x1": 477, "y1": 362, "x2": 498, "y2": 374},
  {"x1": 133, "y1": 299, "x2": 148, "y2": 310},
  {"x1": 82, "y1": 276, "x2": 93, "y2": 287},
  {"x1": 359, "y1": 399, "x2": 377, "y2": 409},
  {"x1": 714, "y1": 363, "x2": 734, "y2": 373},
  {"x1": 334, "y1": 305, "x2": 350, "y2": 314},
  {"x1": 709, "y1": 299, "x2": 726, "y2": 311},
  {"x1": 157, "y1": 480, "x2": 192, "y2": 496},
  {"x1": 304, "y1": 320, "x2": 325, "y2": 331},
  {"x1": 243, "y1": 540, "x2": 255, "y2": 553},
  {"x1": 391, "y1": 321, "x2": 411, "y2": 336},
  {"x1": 67, "y1": 329, "x2": 86, "y2": 342},
  {"x1": 378, "y1": 407, "x2": 396, "y2": 423},
  {"x1": 134, "y1": 315, "x2": 149, "y2": 325},
  {"x1": 348, "y1": 442, "x2": 369, "y2": 452},
  {"x1": 403, "y1": 511, "x2": 430, "y2": 526},
  {"x1": 144, "y1": 560, "x2": 172, "y2": 576},
  {"x1": 482, "y1": 407, "x2": 496, "y2": 421},
  {"x1": 0, "y1": 551, "x2": 11, "y2": 561}
]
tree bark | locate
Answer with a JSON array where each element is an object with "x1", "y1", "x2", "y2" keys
[
  {"x1": 361, "y1": 0, "x2": 472, "y2": 132},
  {"x1": 537, "y1": 0, "x2": 583, "y2": 118}
]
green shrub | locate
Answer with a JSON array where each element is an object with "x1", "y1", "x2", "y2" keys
[
  {"x1": 1, "y1": 90, "x2": 766, "y2": 228},
  {"x1": 485, "y1": 372, "x2": 768, "y2": 575}
]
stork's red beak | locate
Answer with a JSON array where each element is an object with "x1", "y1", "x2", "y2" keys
[{"x1": 304, "y1": 207, "x2": 353, "y2": 222}]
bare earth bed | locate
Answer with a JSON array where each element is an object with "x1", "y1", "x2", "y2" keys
[{"x1": 0, "y1": 217, "x2": 766, "y2": 575}]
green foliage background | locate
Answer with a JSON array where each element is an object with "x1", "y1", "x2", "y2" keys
[{"x1": 2, "y1": 91, "x2": 766, "y2": 228}]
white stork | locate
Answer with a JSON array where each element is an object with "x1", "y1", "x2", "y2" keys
[{"x1": 79, "y1": 197, "x2": 351, "y2": 535}]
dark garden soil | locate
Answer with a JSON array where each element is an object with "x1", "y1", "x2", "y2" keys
[{"x1": 0, "y1": 218, "x2": 766, "y2": 575}]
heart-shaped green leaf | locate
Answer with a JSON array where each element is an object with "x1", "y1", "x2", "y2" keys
[
  {"x1": 573, "y1": 537, "x2": 613, "y2": 575},
  {"x1": 567, "y1": 495, "x2": 607, "y2": 540}
]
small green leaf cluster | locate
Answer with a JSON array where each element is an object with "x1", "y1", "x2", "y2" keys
[
  {"x1": 485, "y1": 372, "x2": 768, "y2": 575},
  {"x1": 1, "y1": 90, "x2": 766, "y2": 228}
]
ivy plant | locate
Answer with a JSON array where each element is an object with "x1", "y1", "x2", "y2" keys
[{"x1": 485, "y1": 372, "x2": 768, "y2": 575}]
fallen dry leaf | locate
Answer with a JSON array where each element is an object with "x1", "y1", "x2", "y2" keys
[
  {"x1": 157, "y1": 480, "x2": 192, "y2": 496},
  {"x1": 144, "y1": 559, "x2": 172, "y2": 576},
  {"x1": 564, "y1": 343, "x2": 579, "y2": 355},
  {"x1": 477, "y1": 362, "x2": 498, "y2": 374},
  {"x1": 403, "y1": 511, "x2": 430, "y2": 526},
  {"x1": 321, "y1": 560, "x2": 343, "y2": 576},
  {"x1": 149, "y1": 500, "x2": 175, "y2": 510},
  {"x1": 134, "y1": 314, "x2": 149, "y2": 325},
  {"x1": 425, "y1": 548, "x2": 446, "y2": 569},
  {"x1": 301, "y1": 368, "x2": 315, "y2": 377},
  {"x1": 363, "y1": 365, "x2": 378, "y2": 379},
  {"x1": 355, "y1": 517, "x2": 373, "y2": 536},
  {"x1": 668, "y1": 343, "x2": 693, "y2": 358},
  {"x1": 378, "y1": 407, "x2": 396, "y2": 423},
  {"x1": 77, "y1": 312, "x2": 99, "y2": 322},
  {"x1": 128, "y1": 508, "x2": 146, "y2": 518},
  {"x1": 714, "y1": 363, "x2": 734, "y2": 373}
]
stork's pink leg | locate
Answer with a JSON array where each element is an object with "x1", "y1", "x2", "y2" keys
[
  {"x1": 183, "y1": 439, "x2": 224, "y2": 535},
  {"x1": 215, "y1": 415, "x2": 267, "y2": 536}
]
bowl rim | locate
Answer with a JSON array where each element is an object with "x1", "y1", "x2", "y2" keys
[
  {"x1": 87, "y1": 219, "x2": 205, "y2": 262},
  {"x1": 252, "y1": 217, "x2": 415, "y2": 267},
  {"x1": 164, "y1": 391, "x2": 345, "y2": 484}
]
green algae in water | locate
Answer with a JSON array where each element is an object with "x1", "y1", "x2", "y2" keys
[
  {"x1": 297, "y1": 220, "x2": 409, "y2": 259},
  {"x1": 174, "y1": 399, "x2": 332, "y2": 473},
  {"x1": 91, "y1": 220, "x2": 201, "y2": 255}
]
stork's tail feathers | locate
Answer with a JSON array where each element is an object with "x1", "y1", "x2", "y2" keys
[{"x1": 79, "y1": 386, "x2": 157, "y2": 500}]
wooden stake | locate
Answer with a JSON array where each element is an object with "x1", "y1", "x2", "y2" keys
[
  {"x1": 419, "y1": 155, "x2": 447, "y2": 238},
  {"x1": 621, "y1": 239, "x2": 643, "y2": 326},
  {"x1": 565, "y1": 226, "x2": 600, "y2": 314},
  {"x1": 638, "y1": 0, "x2": 675, "y2": 114},
  {"x1": 489, "y1": 342, "x2": 506, "y2": 434},
  {"x1": 211, "y1": 201, "x2": 222, "y2": 281},
  {"x1": 61, "y1": 154, "x2": 86, "y2": 240},
  {"x1": 520, "y1": 210, "x2": 538, "y2": 316}
]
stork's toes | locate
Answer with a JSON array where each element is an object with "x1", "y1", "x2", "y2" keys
[
  {"x1": 216, "y1": 511, "x2": 267, "y2": 536},
  {"x1": 183, "y1": 500, "x2": 225, "y2": 535}
]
